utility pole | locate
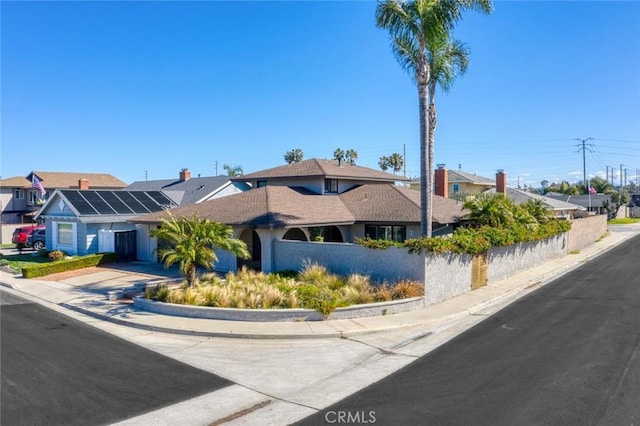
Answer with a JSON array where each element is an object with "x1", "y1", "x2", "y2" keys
[
  {"x1": 215, "y1": 161, "x2": 218, "y2": 176},
  {"x1": 403, "y1": 144, "x2": 406, "y2": 178},
  {"x1": 576, "y1": 138, "x2": 593, "y2": 194},
  {"x1": 620, "y1": 164, "x2": 624, "y2": 189}
]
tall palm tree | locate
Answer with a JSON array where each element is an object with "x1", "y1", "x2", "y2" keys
[
  {"x1": 376, "y1": 0, "x2": 492, "y2": 236},
  {"x1": 150, "y1": 214, "x2": 249, "y2": 286}
]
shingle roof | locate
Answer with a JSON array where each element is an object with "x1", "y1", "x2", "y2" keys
[
  {"x1": 125, "y1": 176, "x2": 240, "y2": 206},
  {"x1": 489, "y1": 188, "x2": 585, "y2": 211},
  {"x1": 339, "y1": 185, "x2": 465, "y2": 224},
  {"x1": 131, "y1": 184, "x2": 465, "y2": 227},
  {"x1": 544, "y1": 193, "x2": 612, "y2": 209},
  {"x1": 233, "y1": 158, "x2": 409, "y2": 183},
  {"x1": 1, "y1": 172, "x2": 126, "y2": 189},
  {"x1": 447, "y1": 170, "x2": 495, "y2": 185},
  {"x1": 131, "y1": 186, "x2": 356, "y2": 227}
]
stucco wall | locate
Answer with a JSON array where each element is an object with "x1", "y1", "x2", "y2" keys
[
  {"x1": 487, "y1": 234, "x2": 566, "y2": 283},
  {"x1": 567, "y1": 215, "x2": 608, "y2": 252},
  {"x1": 424, "y1": 253, "x2": 472, "y2": 304},
  {"x1": 273, "y1": 240, "x2": 424, "y2": 282}
]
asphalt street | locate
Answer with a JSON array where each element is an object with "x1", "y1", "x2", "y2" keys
[
  {"x1": 296, "y1": 234, "x2": 640, "y2": 426},
  {"x1": 0, "y1": 291, "x2": 231, "y2": 426}
]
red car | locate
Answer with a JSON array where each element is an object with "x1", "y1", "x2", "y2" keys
[{"x1": 12, "y1": 225, "x2": 46, "y2": 252}]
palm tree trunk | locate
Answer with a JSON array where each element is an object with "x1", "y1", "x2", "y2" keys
[
  {"x1": 427, "y1": 88, "x2": 437, "y2": 237},
  {"x1": 186, "y1": 263, "x2": 196, "y2": 286},
  {"x1": 419, "y1": 82, "x2": 431, "y2": 237}
]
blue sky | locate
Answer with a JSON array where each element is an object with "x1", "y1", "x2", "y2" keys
[{"x1": 2, "y1": 1, "x2": 639, "y2": 188}]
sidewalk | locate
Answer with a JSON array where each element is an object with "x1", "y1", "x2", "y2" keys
[{"x1": 1, "y1": 225, "x2": 638, "y2": 339}]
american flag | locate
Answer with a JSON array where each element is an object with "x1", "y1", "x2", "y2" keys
[{"x1": 32, "y1": 175, "x2": 46, "y2": 197}]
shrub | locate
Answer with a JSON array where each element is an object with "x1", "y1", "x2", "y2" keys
[
  {"x1": 22, "y1": 252, "x2": 119, "y2": 278},
  {"x1": 48, "y1": 250, "x2": 66, "y2": 261},
  {"x1": 37, "y1": 248, "x2": 49, "y2": 257},
  {"x1": 391, "y1": 281, "x2": 424, "y2": 299},
  {"x1": 355, "y1": 237, "x2": 404, "y2": 249}
]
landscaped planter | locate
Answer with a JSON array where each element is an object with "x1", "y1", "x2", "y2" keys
[{"x1": 132, "y1": 296, "x2": 425, "y2": 322}]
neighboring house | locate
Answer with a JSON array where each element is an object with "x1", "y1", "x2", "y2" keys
[
  {"x1": 487, "y1": 186, "x2": 586, "y2": 219},
  {"x1": 411, "y1": 164, "x2": 495, "y2": 197},
  {"x1": 0, "y1": 171, "x2": 126, "y2": 224},
  {"x1": 130, "y1": 158, "x2": 466, "y2": 273},
  {"x1": 544, "y1": 192, "x2": 613, "y2": 216},
  {"x1": 125, "y1": 168, "x2": 249, "y2": 206},
  {"x1": 34, "y1": 189, "x2": 175, "y2": 260}
]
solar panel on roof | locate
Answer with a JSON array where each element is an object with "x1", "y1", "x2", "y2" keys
[
  {"x1": 130, "y1": 192, "x2": 163, "y2": 212},
  {"x1": 80, "y1": 191, "x2": 117, "y2": 215},
  {"x1": 112, "y1": 192, "x2": 150, "y2": 213},
  {"x1": 61, "y1": 190, "x2": 99, "y2": 215},
  {"x1": 96, "y1": 191, "x2": 135, "y2": 214},
  {"x1": 146, "y1": 191, "x2": 174, "y2": 207}
]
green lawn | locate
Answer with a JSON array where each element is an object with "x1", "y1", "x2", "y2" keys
[
  {"x1": 0, "y1": 253, "x2": 50, "y2": 273},
  {"x1": 608, "y1": 218, "x2": 640, "y2": 225}
]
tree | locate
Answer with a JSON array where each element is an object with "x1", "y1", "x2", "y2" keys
[
  {"x1": 388, "y1": 153, "x2": 404, "y2": 174},
  {"x1": 333, "y1": 148, "x2": 345, "y2": 165},
  {"x1": 223, "y1": 164, "x2": 243, "y2": 176},
  {"x1": 376, "y1": 0, "x2": 492, "y2": 237},
  {"x1": 345, "y1": 149, "x2": 358, "y2": 164},
  {"x1": 379, "y1": 156, "x2": 390, "y2": 171},
  {"x1": 463, "y1": 193, "x2": 516, "y2": 228},
  {"x1": 284, "y1": 148, "x2": 304, "y2": 164},
  {"x1": 588, "y1": 176, "x2": 613, "y2": 194},
  {"x1": 150, "y1": 214, "x2": 249, "y2": 286},
  {"x1": 540, "y1": 180, "x2": 549, "y2": 191}
]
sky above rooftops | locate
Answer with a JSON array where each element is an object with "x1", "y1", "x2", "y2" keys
[{"x1": 2, "y1": 1, "x2": 639, "y2": 188}]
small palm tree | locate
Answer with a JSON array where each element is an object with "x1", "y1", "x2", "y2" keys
[
  {"x1": 379, "y1": 156, "x2": 391, "y2": 171},
  {"x1": 284, "y1": 148, "x2": 304, "y2": 164},
  {"x1": 388, "y1": 152, "x2": 404, "y2": 174},
  {"x1": 345, "y1": 149, "x2": 359, "y2": 164},
  {"x1": 150, "y1": 214, "x2": 250, "y2": 286},
  {"x1": 333, "y1": 148, "x2": 345, "y2": 165},
  {"x1": 463, "y1": 193, "x2": 516, "y2": 228},
  {"x1": 223, "y1": 164, "x2": 243, "y2": 176}
]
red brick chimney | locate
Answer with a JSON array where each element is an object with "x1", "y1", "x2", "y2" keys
[
  {"x1": 434, "y1": 164, "x2": 448, "y2": 198},
  {"x1": 79, "y1": 178, "x2": 89, "y2": 190},
  {"x1": 496, "y1": 169, "x2": 507, "y2": 194},
  {"x1": 179, "y1": 168, "x2": 191, "y2": 181}
]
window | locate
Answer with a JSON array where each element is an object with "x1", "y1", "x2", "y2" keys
[
  {"x1": 364, "y1": 225, "x2": 406, "y2": 242},
  {"x1": 453, "y1": 184, "x2": 460, "y2": 193},
  {"x1": 256, "y1": 180, "x2": 267, "y2": 188},
  {"x1": 15, "y1": 189, "x2": 24, "y2": 199},
  {"x1": 325, "y1": 178, "x2": 338, "y2": 193},
  {"x1": 57, "y1": 223, "x2": 74, "y2": 246}
]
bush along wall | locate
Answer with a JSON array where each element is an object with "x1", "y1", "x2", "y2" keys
[{"x1": 22, "y1": 252, "x2": 119, "y2": 279}]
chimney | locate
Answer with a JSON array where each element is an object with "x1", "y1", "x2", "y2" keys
[
  {"x1": 496, "y1": 169, "x2": 507, "y2": 194},
  {"x1": 79, "y1": 178, "x2": 89, "y2": 190},
  {"x1": 179, "y1": 168, "x2": 191, "y2": 181},
  {"x1": 434, "y1": 164, "x2": 448, "y2": 198}
]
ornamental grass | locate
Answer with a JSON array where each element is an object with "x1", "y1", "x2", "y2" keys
[{"x1": 145, "y1": 263, "x2": 423, "y2": 314}]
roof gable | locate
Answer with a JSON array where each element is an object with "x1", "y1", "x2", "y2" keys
[{"x1": 233, "y1": 158, "x2": 408, "y2": 183}]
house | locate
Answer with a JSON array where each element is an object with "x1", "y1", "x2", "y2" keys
[
  {"x1": 130, "y1": 158, "x2": 466, "y2": 273},
  {"x1": 0, "y1": 171, "x2": 126, "y2": 224},
  {"x1": 125, "y1": 168, "x2": 249, "y2": 206},
  {"x1": 34, "y1": 189, "x2": 175, "y2": 260},
  {"x1": 411, "y1": 164, "x2": 495, "y2": 198},
  {"x1": 488, "y1": 171, "x2": 585, "y2": 219},
  {"x1": 544, "y1": 193, "x2": 614, "y2": 216}
]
